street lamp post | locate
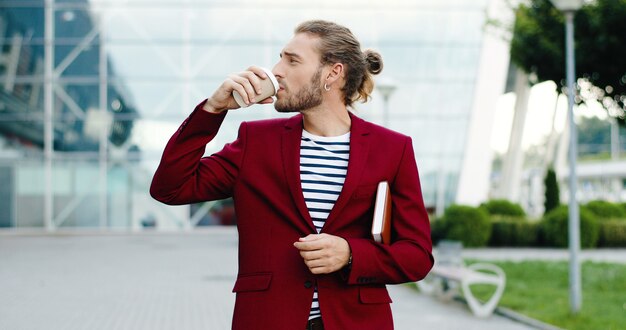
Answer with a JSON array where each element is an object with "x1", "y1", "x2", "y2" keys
[
  {"x1": 44, "y1": 0, "x2": 55, "y2": 231},
  {"x1": 550, "y1": 0, "x2": 584, "y2": 313},
  {"x1": 376, "y1": 78, "x2": 397, "y2": 127}
]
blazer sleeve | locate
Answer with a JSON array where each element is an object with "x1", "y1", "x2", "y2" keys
[
  {"x1": 150, "y1": 100, "x2": 246, "y2": 205},
  {"x1": 345, "y1": 137, "x2": 434, "y2": 284}
]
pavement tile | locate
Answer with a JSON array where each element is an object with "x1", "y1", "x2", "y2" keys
[{"x1": 0, "y1": 229, "x2": 578, "y2": 329}]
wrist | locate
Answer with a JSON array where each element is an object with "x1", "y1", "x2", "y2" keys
[{"x1": 202, "y1": 98, "x2": 225, "y2": 114}]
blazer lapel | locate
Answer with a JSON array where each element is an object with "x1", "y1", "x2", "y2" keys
[
  {"x1": 323, "y1": 113, "x2": 370, "y2": 230},
  {"x1": 282, "y1": 114, "x2": 316, "y2": 233}
]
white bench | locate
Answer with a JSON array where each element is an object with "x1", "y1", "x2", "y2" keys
[{"x1": 417, "y1": 241, "x2": 506, "y2": 317}]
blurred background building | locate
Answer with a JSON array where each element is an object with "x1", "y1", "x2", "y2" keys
[
  {"x1": 0, "y1": 0, "x2": 141, "y2": 229},
  {"x1": 11, "y1": 0, "x2": 620, "y2": 231}
]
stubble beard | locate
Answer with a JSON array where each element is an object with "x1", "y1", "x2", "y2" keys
[{"x1": 274, "y1": 68, "x2": 324, "y2": 113}]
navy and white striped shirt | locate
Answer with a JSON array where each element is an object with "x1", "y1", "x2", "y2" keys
[{"x1": 300, "y1": 129, "x2": 350, "y2": 320}]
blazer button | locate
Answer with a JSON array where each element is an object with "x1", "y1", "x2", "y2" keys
[{"x1": 304, "y1": 280, "x2": 313, "y2": 289}]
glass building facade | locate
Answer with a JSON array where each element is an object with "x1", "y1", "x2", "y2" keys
[{"x1": 0, "y1": 0, "x2": 495, "y2": 230}]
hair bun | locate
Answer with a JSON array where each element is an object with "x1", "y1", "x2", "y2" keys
[{"x1": 363, "y1": 49, "x2": 383, "y2": 75}]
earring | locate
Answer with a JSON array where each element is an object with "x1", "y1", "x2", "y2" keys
[{"x1": 324, "y1": 83, "x2": 330, "y2": 91}]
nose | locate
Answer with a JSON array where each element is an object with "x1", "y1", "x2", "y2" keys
[{"x1": 272, "y1": 61, "x2": 284, "y2": 79}]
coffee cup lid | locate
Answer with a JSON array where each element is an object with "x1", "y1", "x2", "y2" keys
[{"x1": 259, "y1": 67, "x2": 279, "y2": 93}]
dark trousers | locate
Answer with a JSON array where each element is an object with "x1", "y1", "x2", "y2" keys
[{"x1": 306, "y1": 317, "x2": 324, "y2": 330}]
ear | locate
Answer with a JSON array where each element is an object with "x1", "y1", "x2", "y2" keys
[{"x1": 325, "y1": 63, "x2": 344, "y2": 87}]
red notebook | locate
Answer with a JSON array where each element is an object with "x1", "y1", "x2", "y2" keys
[{"x1": 371, "y1": 181, "x2": 392, "y2": 244}]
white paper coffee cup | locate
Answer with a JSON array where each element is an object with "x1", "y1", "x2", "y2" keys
[{"x1": 232, "y1": 67, "x2": 279, "y2": 108}]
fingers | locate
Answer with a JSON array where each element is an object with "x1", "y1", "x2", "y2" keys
[
  {"x1": 228, "y1": 71, "x2": 263, "y2": 105},
  {"x1": 247, "y1": 65, "x2": 269, "y2": 79},
  {"x1": 299, "y1": 249, "x2": 325, "y2": 261},
  {"x1": 241, "y1": 66, "x2": 270, "y2": 98},
  {"x1": 206, "y1": 67, "x2": 267, "y2": 112},
  {"x1": 308, "y1": 264, "x2": 333, "y2": 274},
  {"x1": 293, "y1": 234, "x2": 327, "y2": 251},
  {"x1": 294, "y1": 234, "x2": 350, "y2": 274},
  {"x1": 300, "y1": 251, "x2": 336, "y2": 274}
]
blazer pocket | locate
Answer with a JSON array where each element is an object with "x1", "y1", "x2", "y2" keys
[
  {"x1": 232, "y1": 272, "x2": 273, "y2": 293},
  {"x1": 359, "y1": 286, "x2": 393, "y2": 304}
]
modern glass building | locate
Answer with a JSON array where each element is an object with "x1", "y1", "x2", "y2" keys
[{"x1": 0, "y1": 0, "x2": 509, "y2": 230}]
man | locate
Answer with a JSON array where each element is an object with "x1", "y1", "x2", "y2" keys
[{"x1": 151, "y1": 20, "x2": 433, "y2": 330}]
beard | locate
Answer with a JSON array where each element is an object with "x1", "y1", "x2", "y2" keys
[{"x1": 274, "y1": 67, "x2": 324, "y2": 113}]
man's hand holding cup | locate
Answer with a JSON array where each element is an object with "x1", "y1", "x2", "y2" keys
[{"x1": 203, "y1": 66, "x2": 278, "y2": 114}]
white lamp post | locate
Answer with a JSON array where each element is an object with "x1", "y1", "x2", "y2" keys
[
  {"x1": 377, "y1": 77, "x2": 397, "y2": 127},
  {"x1": 550, "y1": 0, "x2": 584, "y2": 313}
]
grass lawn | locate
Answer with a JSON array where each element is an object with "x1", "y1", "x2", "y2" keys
[{"x1": 466, "y1": 260, "x2": 626, "y2": 330}]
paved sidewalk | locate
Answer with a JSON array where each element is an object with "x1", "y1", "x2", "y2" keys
[{"x1": 0, "y1": 228, "x2": 539, "y2": 330}]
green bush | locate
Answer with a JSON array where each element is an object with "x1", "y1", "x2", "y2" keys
[
  {"x1": 439, "y1": 205, "x2": 491, "y2": 247},
  {"x1": 490, "y1": 217, "x2": 539, "y2": 246},
  {"x1": 543, "y1": 167, "x2": 560, "y2": 215},
  {"x1": 515, "y1": 222, "x2": 540, "y2": 246},
  {"x1": 489, "y1": 218, "x2": 514, "y2": 246},
  {"x1": 480, "y1": 199, "x2": 526, "y2": 217},
  {"x1": 585, "y1": 200, "x2": 626, "y2": 220},
  {"x1": 540, "y1": 205, "x2": 599, "y2": 248},
  {"x1": 430, "y1": 217, "x2": 446, "y2": 244},
  {"x1": 598, "y1": 220, "x2": 626, "y2": 247}
]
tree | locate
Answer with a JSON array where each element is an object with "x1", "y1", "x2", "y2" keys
[
  {"x1": 544, "y1": 166, "x2": 560, "y2": 215},
  {"x1": 509, "y1": 0, "x2": 626, "y2": 124},
  {"x1": 577, "y1": 116, "x2": 611, "y2": 155}
]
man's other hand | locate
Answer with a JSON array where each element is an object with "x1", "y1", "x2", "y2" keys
[{"x1": 293, "y1": 234, "x2": 351, "y2": 274}]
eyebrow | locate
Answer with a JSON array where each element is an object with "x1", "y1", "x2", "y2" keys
[{"x1": 281, "y1": 51, "x2": 303, "y2": 60}]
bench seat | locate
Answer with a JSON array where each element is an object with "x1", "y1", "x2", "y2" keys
[{"x1": 418, "y1": 262, "x2": 506, "y2": 317}]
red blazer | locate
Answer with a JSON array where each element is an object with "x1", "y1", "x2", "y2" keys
[{"x1": 151, "y1": 101, "x2": 434, "y2": 330}]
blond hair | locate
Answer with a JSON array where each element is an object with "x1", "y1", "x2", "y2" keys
[{"x1": 295, "y1": 20, "x2": 383, "y2": 107}]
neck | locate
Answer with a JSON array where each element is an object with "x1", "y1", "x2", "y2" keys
[{"x1": 301, "y1": 103, "x2": 351, "y2": 137}]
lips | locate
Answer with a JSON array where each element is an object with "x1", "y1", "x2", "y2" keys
[{"x1": 276, "y1": 80, "x2": 285, "y2": 91}]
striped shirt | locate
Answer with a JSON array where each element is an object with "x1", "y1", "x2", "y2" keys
[{"x1": 300, "y1": 129, "x2": 350, "y2": 320}]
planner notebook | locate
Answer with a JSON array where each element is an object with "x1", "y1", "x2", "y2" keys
[{"x1": 371, "y1": 181, "x2": 392, "y2": 244}]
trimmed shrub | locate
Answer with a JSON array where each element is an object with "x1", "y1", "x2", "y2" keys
[
  {"x1": 514, "y1": 221, "x2": 540, "y2": 246},
  {"x1": 598, "y1": 221, "x2": 626, "y2": 247},
  {"x1": 430, "y1": 217, "x2": 446, "y2": 244},
  {"x1": 480, "y1": 199, "x2": 526, "y2": 217},
  {"x1": 544, "y1": 167, "x2": 560, "y2": 215},
  {"x1": 489, "y1": 218, "x2": 515, "y2": 246},
  {"x1": 490, "y1": 217, "x2": 539, "y2": 246},
  {"x1": 585, "y1": 200, "x2": 626, "y2": 220},
  {"x1": 440, "y1": 205, "x2": 491, "y2": 247},
  {"x1": 540, "y1": 205, "x2": 600, "y2": 248}
]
